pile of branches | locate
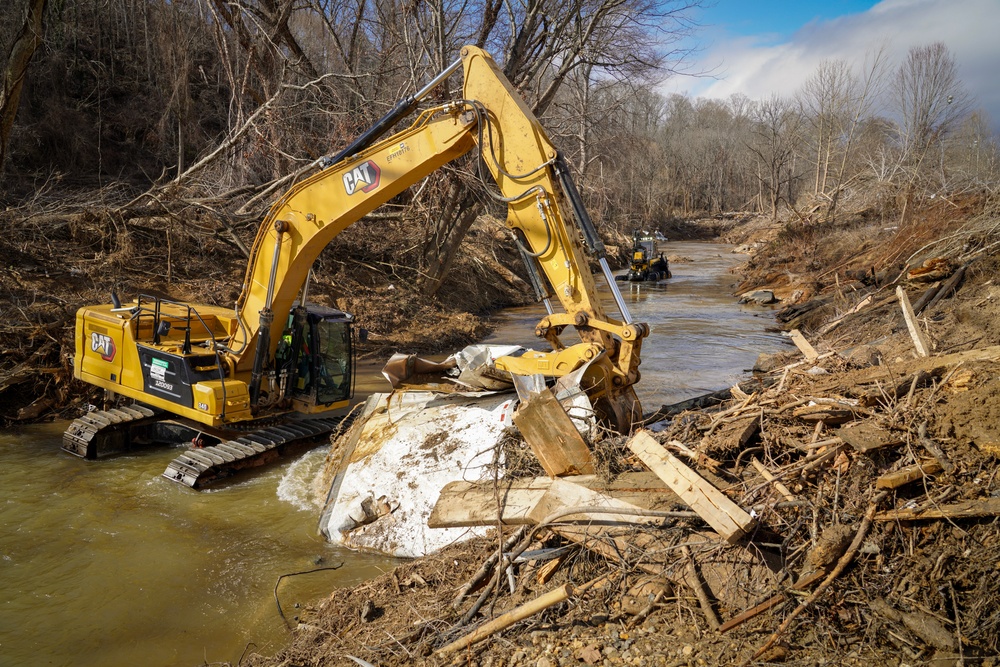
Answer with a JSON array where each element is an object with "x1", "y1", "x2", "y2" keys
[{"x1": 245, "y1": 323, "x2": 1000, "y2": 666}]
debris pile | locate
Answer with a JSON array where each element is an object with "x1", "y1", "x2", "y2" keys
[{"x1": 248, "y1": 252, "x2": 1000, "y2": 666}]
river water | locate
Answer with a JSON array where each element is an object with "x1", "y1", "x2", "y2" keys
[{"x1": 0, "y1": 242, "x2": 784, "y2": 666}]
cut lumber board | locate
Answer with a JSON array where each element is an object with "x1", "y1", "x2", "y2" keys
[
  {"x1": 875, "y1": 497, "x2": 1000, "y2": 521},
  {"x1": 789, "y1": 329, "x2": 819, "y2": 362},
  {"x1": 875, "y1": 460, "x2": 943, "y2": 489},
  {"x1": 429, "y1": 472, "x2": 679, "y2": 528},
  {"x1": 897, "y1": 286, "x2": 930, "y2": 357},
  {"x1": 513, "y1": 388, "x2": 595, "y2": 477},
  {"x1": 627, "y1": 431, "x2": 757, "y2": 544}
]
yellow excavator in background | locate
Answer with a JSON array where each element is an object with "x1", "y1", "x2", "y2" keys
[{"x1": 63, "y1": 46, "x2": 648, "y2": 487}]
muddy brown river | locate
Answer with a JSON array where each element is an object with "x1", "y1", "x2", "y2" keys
[{"x1": 0, "y1": 242, "x2": 785, "y2": 666}]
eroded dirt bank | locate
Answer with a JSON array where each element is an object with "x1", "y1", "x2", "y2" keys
[{"x1": 241, "y1": 199, "x2": 1000, "y2": 667}]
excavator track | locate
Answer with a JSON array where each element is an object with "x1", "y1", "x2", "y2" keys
[
  {"x1": 162, "y1": 413, "x2": 357, "y2": 489},
  {"x1": 62, "y1": 404, "x2": 162, "y2": 459}
]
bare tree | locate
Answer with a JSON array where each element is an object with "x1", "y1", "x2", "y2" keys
[
  {"x1": 746, "y1": 95, "x2": 802, "y2": 220},
  {"x1": 823, "y1": 46, "x2": 888, "y2": 221},
  {"x1": 799, "y1": 59, "x2": 854, "y2": 197},
  {"x1": 0, "y1": 0, "x2": 47, "y2": 177},
  {"x1": 894, "y1": 42, "x2": 971, "y2": 163}
]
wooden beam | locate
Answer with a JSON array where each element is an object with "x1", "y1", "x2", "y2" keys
[
  {"x1": 897, "y1": 286, "x2": 930, "y2": 357},
  {"x1": 513, "y1": 388, "x2": 595, "y2": 477},
  {"x1": 627, "y1": 431, "x2": 757, "y2": 544}
]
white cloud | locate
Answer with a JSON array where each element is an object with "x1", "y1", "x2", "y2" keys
[{"x1": 665, "y1": 0, "x2": 1000, "y2": 129}]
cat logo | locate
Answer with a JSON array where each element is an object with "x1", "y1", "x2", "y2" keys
[
  {"x1": 91, "y1": 332, "x2": 116, "y2": 362},
  {"x1": 343, "y1": 160, "x2": 381, "y2": 195}
]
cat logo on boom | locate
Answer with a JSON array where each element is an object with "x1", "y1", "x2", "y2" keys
[{"x1": 343, "y1": 160, "x2": 381, "y2": 195}]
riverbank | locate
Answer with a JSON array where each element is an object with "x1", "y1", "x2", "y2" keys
[{"x1": 243, "y1": 199, "x2": 1000, "y2": 666}]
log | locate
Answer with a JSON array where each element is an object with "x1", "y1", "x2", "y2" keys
[
  {"x1": 875, "y1": 497, "x2": 1000, "y2": 521},
  {"x1": 436, "y1": 583, "x2": 573, "y2": 656},
  {"x1": 923, "y1": 263, "x2": 967, "y2": 313},
  {"x1": 513, "y1": 388, "x2": 594, "y2": 477},
  {"x1": 870, "y1": 598, "x2": 956, "y2": 650},
  {"x1": 627, "y1": 431, "x2": 756, "y2": 544},
  {"x1": 875, "y1": 460, "x2": 943, "y2": 489},
  {"x1": 682, "y1": 545, "x2": 721, "y2": 630},
  {"x1": 911, "y1": 282, "x2": 942, "y2": 315},
  {"x1": 897, "y1": 286, "x2": 930, "y2": 357}
]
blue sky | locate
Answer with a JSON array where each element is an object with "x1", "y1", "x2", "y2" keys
[
  {"x1": 699, "y1": 0, "x2": 880, "y2": 44},
  {"x1": 663, "y1": 0, "x2": 1000, "y2": 130}
]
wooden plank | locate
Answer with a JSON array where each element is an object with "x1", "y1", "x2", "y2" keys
[
  {"x1": 513, "y1": 388, "x2": 595, "y2": 477},
  {"x1": 897, "y1": 286, "x2": 930, "y2": 357},
  {"x1": 875, "y1": 497, "x2": 1000, "y2": 521},
  {"x1": 627, "y1": 431, "x2": 756, "y2": 544},
  {"x1": 789, "y1": 329, "x2": 819, "y2": 362},
  {"x1": 875, "y1": 460, "x2": 943, "y2": 489},
  {"x1": 429, "y1": 472, "x2": 679, "y2": 528}
]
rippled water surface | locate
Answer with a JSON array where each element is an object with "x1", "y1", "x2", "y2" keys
[
  {"x1": 0, "y1": 241, "x2": 785, "y2": 666},
  {"x1": 483, "y1": 241, "x2": 787, "y2": 409}
]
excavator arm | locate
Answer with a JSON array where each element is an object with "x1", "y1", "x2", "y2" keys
[
  {"x1": 229, "y1": 46, "x2": 646, "y2": 429},
  {"x1": 459, "y1": 47, "x2": 646, "y2": 427}
]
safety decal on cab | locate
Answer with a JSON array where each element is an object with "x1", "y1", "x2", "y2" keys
[
  {"x1": 343, "y1": 160, "x2": 381, "y2": 195},
  {"x1": 91, "y1": 332, "x2": 116, "y2": 362}
]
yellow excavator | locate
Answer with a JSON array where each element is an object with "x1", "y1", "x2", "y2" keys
[{"x1": 63, "y1": 46, "x2": 648, "y2": 487}]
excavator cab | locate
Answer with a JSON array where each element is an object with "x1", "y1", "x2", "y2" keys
[{"x1": 276, "y1": 306, "x2": 354, "y2": 411}]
